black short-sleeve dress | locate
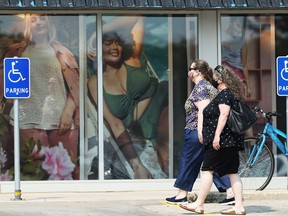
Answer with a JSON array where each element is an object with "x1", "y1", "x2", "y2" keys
[{"x1": 201, "y1": 88, "x2": 245, "y2": 176}]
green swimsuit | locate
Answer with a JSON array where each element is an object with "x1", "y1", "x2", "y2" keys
[{"x1": 104, "y1": 63, "x2": 168, "y2": 142}]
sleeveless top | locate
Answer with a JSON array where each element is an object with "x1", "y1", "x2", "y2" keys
[
  {"x1": 104, "y1": 63, "x2": 158, "y2": 120},
  {"x1": 0, "y1": 40, "x2": 80, "y2": 128},
  {"x1": 104, "y1": 63, "x2": 168, "y2": 142},
  {"x1": 12, "y1": 45, "x2": 67, "y2": 129}
]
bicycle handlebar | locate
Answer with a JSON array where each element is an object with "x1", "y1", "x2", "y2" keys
[{"x1": 253, "y1": 107, "x2": 281, "y2": 122}]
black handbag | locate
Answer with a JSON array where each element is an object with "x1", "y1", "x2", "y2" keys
[{"x1": 227, "y1": 100, "x2": 257, "y2": 134}]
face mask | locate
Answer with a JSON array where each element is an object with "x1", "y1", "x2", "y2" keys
[{"x1": 212, "y1": 80, "x2": 219, "y2": 88}]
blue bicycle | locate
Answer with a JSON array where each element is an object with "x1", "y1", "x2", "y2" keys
[{"x1": 239, "y1": 107, "x2": 288, "y2": 190}]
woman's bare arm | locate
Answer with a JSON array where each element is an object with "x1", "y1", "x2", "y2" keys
[
  {"x1": 194, "y1": 99, "x2": 211, "y2": 144},
  {"x1": 213, "y1": 104, "x2": 230, "y2": 150},
  {"x1": 59, "y1": 94, "x2": 76, "y2": 135},
  {"x1": 87, "y1": 15, "x2": 144, "y2": 64}
]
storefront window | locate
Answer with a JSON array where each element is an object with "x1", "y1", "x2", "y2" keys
[
  {"x1": 85, "y1": 14, "x2": 198, "y2": 180},
  {"x1": 0, "y1": 10, "x2": 286, "y2": 187},
  {"x1": 220, "y1": 15, "x2": 288, "y2": 177},
  {"x1": 0, "y1": 14, "x2": 80, "y2": 181},
  {"x1": 0, "y1": 13, "x2": 197, "y2": 181},
  {"x1": 220, "y1": 15, "x2": 273, "y2": 135},
  {"x1": 172, "y1": 15, "x2": 198, "y2": 178},
  {"x1": 86, "y1": 15, "x2": 170, "y2": 180},
  {"x1": 275, "y1": 14, "x2": 288, "y2": 177}
]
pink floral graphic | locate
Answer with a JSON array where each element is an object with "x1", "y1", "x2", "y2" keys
[
  {"x1": 30, "y1": 144, "x2": 42, "y2": 159},
  {"x1": 0, "y1": 140, "x2": 76, "y2": 181},
  {"x1": 41, "y1": 142, "x2": 75, "y2": 180}
]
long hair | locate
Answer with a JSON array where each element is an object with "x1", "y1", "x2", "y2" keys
[
  {"x1": 24, "y1": 14, "x2": 56, "y2": 44},
  {"x1": 193, "y1": 59, "x2": 213, "y2": 83},
  {"x1": 215, "y1": 65, "x2": 244, "y2": 100}
]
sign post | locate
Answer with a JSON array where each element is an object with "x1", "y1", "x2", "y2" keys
[
  {"x1": 4, "y1": 57, "x2": 30, "y2": 200},
  {"x1": 276, "y1": 56, "x2": 288, "y2": 189}
]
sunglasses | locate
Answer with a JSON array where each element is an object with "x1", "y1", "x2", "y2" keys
[
  {"x1": 189, "y1": 67, "x2": 197, "y2": 71},
  {"x1": 214, "y1": 65, "x2": 224, "y2": 73}
]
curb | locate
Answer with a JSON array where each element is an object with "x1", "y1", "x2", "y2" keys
[{"x1": 188, "y1": 189, "x2": 288, "y2": 203}]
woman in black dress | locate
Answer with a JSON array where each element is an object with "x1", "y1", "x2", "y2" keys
[{"x1": 180, "y1": 65, "x2": 246, "y2": 215}]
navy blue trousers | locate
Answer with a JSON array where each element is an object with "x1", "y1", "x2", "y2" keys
[{"x1": 174, "y1": 129, "x2": 231, "y2": 192}]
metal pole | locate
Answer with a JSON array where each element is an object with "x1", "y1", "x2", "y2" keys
[
  {"x1": 97, "y1": 13, "x2": 104, "y2": 180},
  {"x1": 13, "y1": 99, "x2": 22, "y2": 200}
]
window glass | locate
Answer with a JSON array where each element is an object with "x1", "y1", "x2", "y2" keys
[
  {"x1": 0, "y1": 14, "x2": 80, "y2": 181},
  {"x1": 220, "y1": 15, "x2": 288, "y2": 177},
  {"x1": 221, "y1": 15, "x2": 273, "y2": 136},
  {"x1": 172, "y1": 15, "x2": 198, "y2": 178},
  {"x1": 275, "y1": 14, "x2": 288, "y2": 177},
  {"x1": 87, "y1": 14, "x2": 170, "y2": 179},
  {"x1": 0, "y1": 13, "x2": 198, "y2": 181}
]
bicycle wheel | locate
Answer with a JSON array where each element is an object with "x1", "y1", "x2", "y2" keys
[{"x1": 238, "y1": 137, "x2": 275, "y2": 191}]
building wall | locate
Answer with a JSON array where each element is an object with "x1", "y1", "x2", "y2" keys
[{"x1": 0, "y1": 9, "x2": 286, "y2": 192}]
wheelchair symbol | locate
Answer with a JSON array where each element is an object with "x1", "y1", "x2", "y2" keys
[
  {"x1": 8, "y1": 61, "x2": 26, "y2": 83},
  {"x1": 281, "y1": 60, "x2": 288, "y2": 81}
]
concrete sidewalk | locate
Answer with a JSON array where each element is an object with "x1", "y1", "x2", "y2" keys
[
  {"x1": 0, "y1": 189, "x2": 287, "y2": 215},
  {"x1": 0, "y1": 188, "x2": 287, "y2": 202}
]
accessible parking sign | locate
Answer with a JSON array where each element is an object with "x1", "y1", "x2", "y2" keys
[{"x1": 4, "y1": 57, "x2": 30, "y2": 99}]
